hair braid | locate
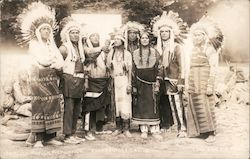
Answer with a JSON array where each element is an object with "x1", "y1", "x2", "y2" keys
[{"x1": 139, "y1": 44, "x2": 143, "y2": 65}]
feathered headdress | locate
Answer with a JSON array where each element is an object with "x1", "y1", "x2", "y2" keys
[
  {"x1": 151, "y1": 11, "x2": 188, "y2": 56},
  {"x1": 60, "y1": 16, "x2": 85, "y2": 62},
  {"x1": 121, "y1": 21, "x2": 145, "y2": 33},
  {"x1": 151, "y1": 11, "x2": 188, "y2": 43},
  {"x1": 109, "y1": 28, "x2": 125, "y2": 44},
  {"x1": 121, "y1": 21, "x2": 145, "y2": 50},
  {"x1": 14, "y1": 2, "x2": 57, "y2": 46},
  {"x1": 190, "y1": 16, "x2": 224, "y2": 51},
  {"x1": 60, "y1": 16, "x2": 82, "y2": 43}
]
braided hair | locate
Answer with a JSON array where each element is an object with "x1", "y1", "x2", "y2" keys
[
  {"x1": 111, "y1": 40, "x2": 125, "y2": 71},
  {"x1": 139, "y1": 31, "x2": 152, "y2": 66}
]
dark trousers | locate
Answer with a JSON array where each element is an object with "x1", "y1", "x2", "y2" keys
[
  {"x1": 159, "y1": 82, "x2": 174, "y2": 128},
  {"x1": 63, "y1": 97, "x2": 81, "y2": 136},
  {"x1": 159, "y1": 94, "x2": 174, "y2": 128},
  {"x1": 86, "y1": 107, "x2": 105, "y2": 133}
]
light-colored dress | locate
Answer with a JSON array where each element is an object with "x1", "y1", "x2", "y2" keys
[{"x1": 107, "y1": 49, "x2": 132, "y2": 120}]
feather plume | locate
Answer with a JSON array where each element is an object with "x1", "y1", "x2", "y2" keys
[
  {"x1": 190, "y1": 16, "x2": 224, "y2": 50},
  {"x1": 60, "y1": 16, "x2": 83, "y2": 43},
  {"x1": 14, "y1": 2, "x2": 57, "y2": 47},
  {"x1": 151, "y1": 11, "x2": 188, "y2": 44}
]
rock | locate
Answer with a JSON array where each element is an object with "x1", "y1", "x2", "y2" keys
[
  {"x1": 8, "y1": 133, "x2": 30, "y2": 141},
  {"x1": 0, "y1": 115, "x2": 19, "y2": 125},
  {"x1": 14, "y1": 103, "x2": 32, "y2": 117},
  {"x1": 7, "y1": 117, "x2": 31, "y2": 133},
  {"x1": 1, "y1": 124, "x2": 29, "y2": 141}
]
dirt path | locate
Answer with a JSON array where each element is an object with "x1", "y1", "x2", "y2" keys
[{"x1": 0, "y1": 103, "x2": 249, "y2": 159}]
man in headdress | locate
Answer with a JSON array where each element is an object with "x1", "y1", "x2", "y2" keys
[
  {"x1": 152, "y1": 11, "x2": 188, "y2": 137},
  {"x1": 59, "y1": 16, "x2": 85, "y2": 144},
  {"x1": 82, "y1": 32, "x2": 111, "y2": 140},
  {"x1": 122, "y1": 21, "x2": 145, "y2": 54},
  {"x1": 121, "y1": 22, "x2": 145, "y2": 131},
  {"x1": 15, "y1": 2, "x2": 64, "y2": 147},
  {"x1": 187, "y1": 16, "x2": 223, "y2": 142}
]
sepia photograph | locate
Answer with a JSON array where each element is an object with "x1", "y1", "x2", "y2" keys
[{"x1": 0, "y1": 0, "x2": 249, "y2": 158}]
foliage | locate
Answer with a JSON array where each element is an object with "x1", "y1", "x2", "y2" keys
[
  {"x1": 123, "y1": 0, "x2": 163, "y2": 25},
  {"x1": 1, "y1": 0, "x2": 216, "y2": 43}
]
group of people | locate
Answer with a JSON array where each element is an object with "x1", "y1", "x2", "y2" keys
[{"x1": 15, "y1": 2, "x2": 223, "y2": 148}]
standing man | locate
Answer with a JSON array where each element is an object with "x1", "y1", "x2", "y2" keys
[
  {"x1": 122, "y1": 21, "x2": 145, "y2": 54},
  {"x1": 121, "y1": 22, "x2": 145, "y2": 132},
  {"x1": 187, "y1": 16, "x2": 223, "y2": 142},
  {"x1": 16, "y1": 2, "x2": 64, "y2": 147},
  {"x1": 59, "y1": 17, "x2": 85, "y2": 144},
  {"x1": 82, "y1": 32, "x2": 111, "y2": 140},
  {"x1": 152, "y1": 11, "x2": 188, "y2": 137}
]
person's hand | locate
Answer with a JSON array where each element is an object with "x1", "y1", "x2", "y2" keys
[
  {"x1": 101, "y1": 46, "x2": 109, "y2": 53},
  {"x1": 126, "y1": 85, "x2": 132, "y2": 94},
  {"x1": 39, "y1": 57, "x2": 52, "y2": 67},
  {"x1": 206, "y1": 86, "x2": 213, "y2": 96},
  {"x1": 49, "y1": 61, "x2": 56, "y2": 69},
  {"x1": 154, "y1": 80, "x2": 160, "y2": 94},
  {"x1": 24, "y1": 96, "x2": 32, "y2": 103},
  {"x1": 48, "y1": 56, "x2": 58, "y2": 68},
  {"x1": 84, "y1": 76, "x2": 89, "y2": 93},
  {"x1": 132, "y1": 87, "x2": 137, "y2": 95},
  {"x1": 122, "y1": 62, "x2": 127, "y2": 72},
  {"x1": 177, "y1": 85, "x2": 184, "y2": 92}
]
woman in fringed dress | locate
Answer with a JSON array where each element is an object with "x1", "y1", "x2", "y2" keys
[{"x1": 132, "y1": 31, "x2": 163, "y2": 140}]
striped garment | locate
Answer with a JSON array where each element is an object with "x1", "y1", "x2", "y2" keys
[
  {"x1": 187, "y1": 51, "x2": 216, "y2": 137},
  {"x1": 30, "y1": 67, "x2": 63, "y2": 134}
]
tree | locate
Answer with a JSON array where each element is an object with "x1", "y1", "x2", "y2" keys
[
  {"x1": 0, "y1": 0, "x2": 71, "y2": 44},
  {"x1": 1, "y1": 0, "x2": 216, "y2": 44}
]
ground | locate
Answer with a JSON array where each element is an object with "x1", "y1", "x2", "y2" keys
[
  {"x1": 0, "y1": 50, "x2": 249, "y2": 159},
  {"x1": 0, "y1": 103, "x2": 249, "y2": 159}
]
